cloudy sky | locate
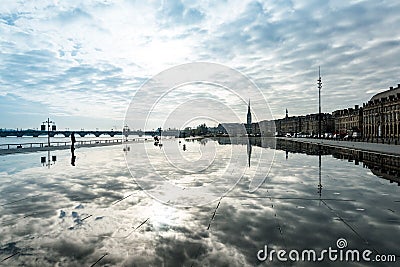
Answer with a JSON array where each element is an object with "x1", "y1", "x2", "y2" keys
[{"x1": 1, "y1": 0, "x2": 399, "y2": 130}]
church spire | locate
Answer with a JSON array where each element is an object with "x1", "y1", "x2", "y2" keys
[
  {"x1": 247, "y1": 99, "x2": 252, "y2": 125},
  {"x1": 246, "y1": 99, "x2": 252, "y2": 134}
]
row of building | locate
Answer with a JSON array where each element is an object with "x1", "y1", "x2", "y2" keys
[
  {"x1": 216, "y1": 83, "x2": 400, "y2": 143},
  {"x1": 276, "y1": 83, "x2": 400, "y2": 143},
  {"x1": 274, "y1": 110, "x2": 334, "y2": 137}
]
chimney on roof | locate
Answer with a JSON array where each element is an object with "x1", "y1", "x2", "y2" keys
[
  {"x1": 398, "y1": 84, "x2": 400, "y2": 88},
  {"x1": 355, "y1": 105, "x2": 359, "y2": 109},
  {"x1": 390, "y1": 86, "x2": 393, "y2": 90}
]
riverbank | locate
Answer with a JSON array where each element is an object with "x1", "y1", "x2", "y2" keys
[
  {"x1": 278, "y1": 137, "x2": 400, "y2": 156},
  {"x1": 0, "y1": 140, "x2": 125, "y2": 156}
]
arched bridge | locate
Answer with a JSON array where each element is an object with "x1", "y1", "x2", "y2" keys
[{"x1": 0, "y1": 130, "x2": 158, "y2": 138}]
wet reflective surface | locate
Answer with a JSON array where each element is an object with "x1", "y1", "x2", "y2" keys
[{"x1": 0, "y1": 139, "x2": 399, "y2": 266}]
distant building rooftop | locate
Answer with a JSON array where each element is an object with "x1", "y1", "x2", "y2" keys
[{"x1": 371, "y1": 84, "x2": 400, "y2": 101}]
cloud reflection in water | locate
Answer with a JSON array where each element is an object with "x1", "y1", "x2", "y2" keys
[{"x1": 0, "y1": 140, "x2": 399, "y2": 266}]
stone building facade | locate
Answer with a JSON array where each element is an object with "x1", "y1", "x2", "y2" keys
[
  {"x1": 303, "y1": 113, "x2": 334, "y2": 136},
  {"x1": 216, "y1": 84, "x2": 400, "y2": 143},
  {"x1": 332, "y1": 105, "x2": 363, "y2": 137},
  {"x1": 275, "y1": 116, "x2": 303, "y2": 135},
  {"x1": 363, "y1": 84, "x2": 400, "y2": 143},
  {"x1": 275, "y1": 113, "x2": 334, "y2": 136}
]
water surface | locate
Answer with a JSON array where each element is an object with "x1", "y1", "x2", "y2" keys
[{"x1": 0, "y1": 138, "x2": 399, "y2": 266}]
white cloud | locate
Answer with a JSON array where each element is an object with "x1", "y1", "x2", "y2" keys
[{"x1": 1, "y1": 0, "x2": 400, "y2": 129}]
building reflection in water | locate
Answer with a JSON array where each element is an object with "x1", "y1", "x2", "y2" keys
[
  {"x1": 247, "y1": 141, "x2": 252, "y2": 167},
  {"x1": 214, "y1": 136, "x2": 274, "y2": 169},
  {"x1": 280, "y1": 140, "x2": 400, "y2": 186},
  {"x1": 212, "y1": 137, "x2": 400, "y2": 186}
]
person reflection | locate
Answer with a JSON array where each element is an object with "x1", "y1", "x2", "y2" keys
[
  {"x1": 71, "y1": 132, "x2": 76, "y2": 166},
  {"x1": 71, "y1": 151, "x2": 76, "y2": 166}
]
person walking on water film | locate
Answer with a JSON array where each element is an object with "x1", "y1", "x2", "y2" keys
[{"x1": 70, "y1": 132, "x2": 76, "y2": 166}]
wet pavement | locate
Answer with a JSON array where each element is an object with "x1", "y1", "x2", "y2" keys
[
  {"x1": 280, "y1": 137, "x2": 400, "y2": 156},
  {"x1": 0, "y1": 138, "x2": 399, "y2": 266}
]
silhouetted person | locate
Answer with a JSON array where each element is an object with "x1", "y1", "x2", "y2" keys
[
  {"x1": 183, "y1": 144, "x2": 186, "y2": 151},
  {"x1": 71, "y1": 132, "x2": 76, "y2": 166},
  {"x1": 71, "y1": 132, "x2": 76, "y2": 152}
]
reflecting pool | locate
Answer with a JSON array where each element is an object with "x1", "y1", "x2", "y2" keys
[{"x1": 0, "y1": 138, "x2": 399, "y2": 266}]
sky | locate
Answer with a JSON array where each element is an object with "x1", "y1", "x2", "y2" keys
[{"x1": 1, "y1": 0, "x2": 400, "y2": 130}]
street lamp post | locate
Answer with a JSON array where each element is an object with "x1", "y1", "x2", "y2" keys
[
  {"x1": 158, "y1": 127, "x2": 162, "y2": 141},
  {"x1": 318, "y1": 148, "x2": 322, "y2": 197},
  {"x1": 123, "y1": 125, "x2": 130, "y2": 142},
  {"x1": 40, "y1": 118, "x2": 57, "y2": 168},
  {"x1": 317, "y1": 67, "x2": 322, "y2": 139},
  {"x1": 41, "y1": 118, "x2": 56, "y2": 147}
]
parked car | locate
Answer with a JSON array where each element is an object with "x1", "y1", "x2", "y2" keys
[{"x1": 352, "y1": 132, "x2": 361, "y2": 138}]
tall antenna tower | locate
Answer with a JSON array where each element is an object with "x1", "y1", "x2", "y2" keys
[{"x1": 317, "y1": 66, "x2": 322, "y2": 138}]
